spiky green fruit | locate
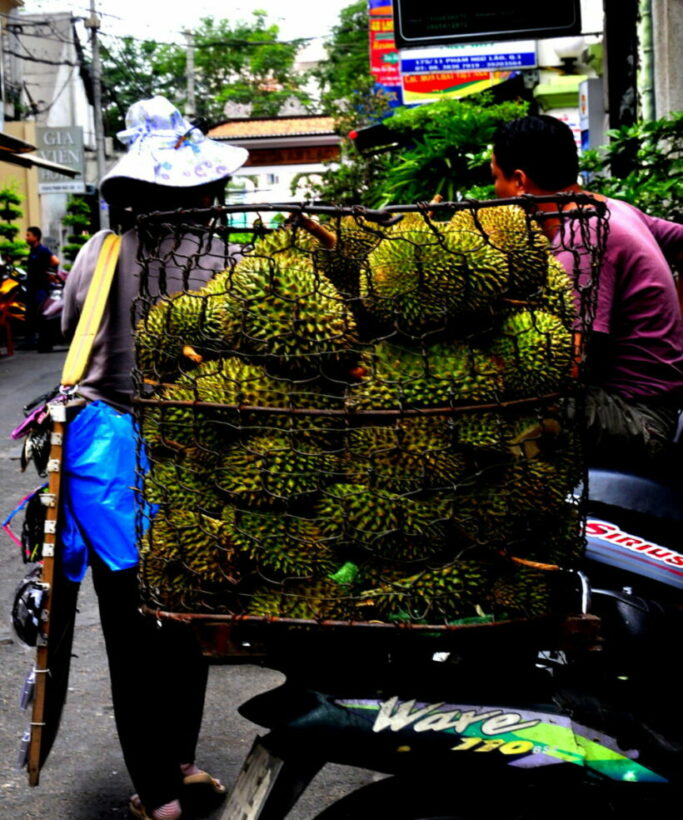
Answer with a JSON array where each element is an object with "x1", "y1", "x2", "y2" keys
[
  {"x1": 359, "y1": 560, "x2": 490, "y2": 621},
  {"x1": 140, "y1": 383, "x2": 227, "y2": 454},
  {"x1": 218, "y1": 250, "x2": 358, "y2": 374},
  {"x1": 343, "y1": 418, "x2": 467, "y2": 492},
  {"x1": 490, "y1": 566, "x2": 552, "y2": 618},
  {"x1": 531, "y1": 256, "x2": 576, "y2": 329},
  {"x1": 223, "y1": 507, "x2": 335, "y2": 578},
  {"x1": 447, "y1": 472, "x2": 517, "y2": 547},
  {"x1": 314, "y1": 483, "x2": 451, "y2": 561},
  {"x1": 451, "y1": 204, "x2": 550, "y2": 298},
  {"x1": 487, "y1": 309, "x2": 574, "y2": 397},
  {"x1": 136, "y1": 289, "x2": 226, "y2": 382},
  {"x1": 246, "y1": 577, "x2": 356, "y2": 620},
  {"x1": 501, "y1": 449, "x2": 582, "y2": 515},
  {"x1": 145, "y1": 509, "x2": 236, "y2": 582},
  {"x1": 313, "y1": 215, "x2": 381, "y2": 297},
  {"x1": 243, "y1": 223, "x2": 318, "y2": 257},
  {"x1": 143, "y1": 449, "x2": 223, "y2": 514},
  {"x1": 453, "y1": 410, "x2": 563, "y2": 458},
  {"x1": 139, "y1": 509, "x2": 239, "y2": 610},
  {"x1": 143, "y1": 357, "x2": 344, "y2": 445},
  {"x1": 360, "y1": 215, "x2": 510, "y2": 332},
  {"x1": 215, "y1": 435, "x2": 339, "y2": 508},
  {"x1": 348, "y1": 340, "x2": 506, "y2": 410}
]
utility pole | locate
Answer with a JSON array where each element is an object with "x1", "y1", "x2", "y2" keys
[
  {"x1": 85, "y1": 0, "x2": 109, "y2": 229},
  {"x1": 183, "y1": 29, "x2": 196, "y2": 120}
]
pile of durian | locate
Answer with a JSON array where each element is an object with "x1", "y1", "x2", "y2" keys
[{"x1": 136, "y1": 204, "x2": 584, "y2": 625}]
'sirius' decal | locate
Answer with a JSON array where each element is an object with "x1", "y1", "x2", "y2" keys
[{"x1": 585, "y1": 518, "x2": 683, "y2": 590}]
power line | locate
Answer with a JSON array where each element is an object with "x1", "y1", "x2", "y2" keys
[{"x1": 3, "y1": 48, "x2": 80, "y2": 66}]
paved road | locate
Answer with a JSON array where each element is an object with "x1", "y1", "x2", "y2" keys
[{"x1": 0, "y1": 347, "x2": 375, "y2": 819}]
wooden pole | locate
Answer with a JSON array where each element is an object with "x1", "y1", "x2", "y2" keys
[{"x1": 26, "y1": 402, "x2": 66, "y2": 786}]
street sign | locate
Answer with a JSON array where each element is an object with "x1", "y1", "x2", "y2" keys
[
  {"x1": 36, "y1": 126, "x2": 85, "y2": 194},
  {"x1": 400, "y1": 41, "x2": 537, "y2": 74},
  {"x1": 369, "y1": 0, "x2": 403, "y2": 107},
  {"x1": 398, "y1": 41, "x2": 535, "y2": 105},
  {"x1": 392, "y1": 1, "x2": 582, "y2": 48}
]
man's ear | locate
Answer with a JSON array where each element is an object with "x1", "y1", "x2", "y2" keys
[{"x1": 512, "y1": 169, "x2": 531, "y2": 194}]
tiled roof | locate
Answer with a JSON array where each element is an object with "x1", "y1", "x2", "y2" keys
[{"x1": 209, "y1": 116, "x2": 337, "y2": 140}]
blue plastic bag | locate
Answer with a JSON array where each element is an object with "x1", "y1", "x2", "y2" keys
[{"x1": 60, "y1": 401, "x2": 149, "y2": 582}]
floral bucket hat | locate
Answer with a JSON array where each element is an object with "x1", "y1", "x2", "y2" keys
[{"x1": 99, "y1": 96, "x2": 248, "y2": 202}]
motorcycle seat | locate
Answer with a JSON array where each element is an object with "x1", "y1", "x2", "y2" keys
[{"x1": 588, "y1": 468, "x2": 683, "y2": 521}]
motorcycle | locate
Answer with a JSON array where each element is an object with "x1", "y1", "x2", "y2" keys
[
  {"x1": 3, "y1": 264, "x2": 68, "y2": 350},
  {"x1": 0, "y1": 264, "x2": 27, "y2": 354},
  {"x1": 211, "y1": 455, "x2": 683, "y2": 819}
]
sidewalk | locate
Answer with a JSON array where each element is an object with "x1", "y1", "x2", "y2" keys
[{"x1": 0, "y1": 348, "x2": 373, "y2": 819}]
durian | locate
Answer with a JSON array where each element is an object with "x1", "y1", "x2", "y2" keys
[
  {"x1": 343, "y1": 418, "x2": 467, "y2": 492},
  {"x1": 140, "y1": 509, "x2": 239, "y2": 609},
  {"x1": 223, "y1": 507, "x2": 335, "y2": 578},
  {"x1": 348, "y1": 340, "x2": 505, "y2": 410},
  {"x1": 215, "y1": 434, "x2": 339, "y2": 508},
  {"x1": 310, "y1": 214, "x2": 381, "y2": 297},
  {"x1": 490, "y1": 565, "x2": 553, "y2": 618},
  {"x1": 360, "y1": 213, "x2": 510, "y2": 332},
  {"x1": 314, "y1": 483, "x2": 451, "y2": 561},
  {"x1": 247, "y1": 577, "x2": 356, "y2": 620},
  {"x1": 359, "y1": 560, "x2": 490, "y2": 621},
  {"x1": 487, "y1": 309, "x2": 574, "y2": 398},
  {"x1": 221, "y1": 250, "x2": 358, "y2": 374},
  {"x1": 143, "y1": 448, "x2": 223, "y2": 514},
  {"x1": 136, "y1": 289, "x2": 226, "y2": 382},
  {"x1": 525, "y1": 255, "x2": 576, "y2": 330},
  {"x1": 452, "y1": 204, "x2": 550, "y2": 299}
]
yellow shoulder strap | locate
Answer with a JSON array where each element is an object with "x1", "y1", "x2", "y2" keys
[{"x1": 60, "y1": 233, "x2": 122, "y2": 389}]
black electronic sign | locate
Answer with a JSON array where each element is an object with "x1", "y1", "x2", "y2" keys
[{"x1": 392, "y1": 1, "x2": 582, "y2": 48}]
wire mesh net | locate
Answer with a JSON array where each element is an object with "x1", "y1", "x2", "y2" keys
[{"x1": 132, "y1": 196, "x2": 608, "y2": 629}]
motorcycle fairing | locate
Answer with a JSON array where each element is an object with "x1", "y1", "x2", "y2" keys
[
  {"x1": 585, "y1": 518, "x2": 683, "y2": 590},
  {"x1": 333, "y1": 698, "x2": 668, "y2": 783}
]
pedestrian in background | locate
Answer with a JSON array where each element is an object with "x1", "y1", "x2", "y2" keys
[{"x1": 21, "y1": 226, "x2": 60, "y2": 352}]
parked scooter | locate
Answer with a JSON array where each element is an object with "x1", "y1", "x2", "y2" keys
[
  {"x1": 0, "y1": 264, "x2": 27, "y2": 354},
  {"x1": 5, "y1": 264, "x2": 67, "y2": 349},
  {"x1": 215, "y1": 459, "x2": 683, "y2": 819}
]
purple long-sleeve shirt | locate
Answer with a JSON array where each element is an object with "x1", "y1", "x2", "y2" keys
[{"x1": 555, "y1": 197, "x2": 683, "y2": 404}]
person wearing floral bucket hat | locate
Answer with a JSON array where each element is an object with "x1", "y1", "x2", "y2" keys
[
  {"x1": 59, "y1": 97, "x2": 248, "y2": 820},
  {"x1": 99, "y1": 94, "x2": 248, "y2": 210}
]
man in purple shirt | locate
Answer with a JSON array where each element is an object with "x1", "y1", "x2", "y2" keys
[{"x1": 491, "y1": 115, "x2": 683, "y2": 469}]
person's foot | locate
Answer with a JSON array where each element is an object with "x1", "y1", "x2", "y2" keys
[
  {"x1": 129, "y1": 794, "x2": 181, "y2": 820},
  {"x1": 180, "y1": 762, "x2": 226, "y2": 793}
]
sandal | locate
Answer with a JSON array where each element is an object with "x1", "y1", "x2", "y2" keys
[
  {"x1": 129, "y1": 795, "x2": 182, "y2": 820},
  {"x1": 182, "y1": 769, "x2": 226, "y2": 795}
]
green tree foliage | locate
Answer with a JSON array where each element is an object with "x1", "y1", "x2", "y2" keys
[
  {"x1": 61, "y1": 196, "x2": 94, "y2": 270},
  {"x1": 377, "y1": 96, "x2": 529, "y2": 205},
  {"x1": 0, "y1": 186, "x2": 26, "y2": 262},
  {"x1": 100, "y1": 13, "x2": 310, "y2": 134},
  {"x1": 100, "y1": 37, "x2": 174, "y2": 135},
  {"x1": 307, "y1": 2, "x2": 528, "y2": 207},
  {"x1": 312, "y1": 0, "x2": 374, "y2": 115},
  {"x1": 304, "y1": 1, "x2": 394, "y2": 206},
  {"x1": 580, "y1": 112, "x2": 683, "y2": 222}
]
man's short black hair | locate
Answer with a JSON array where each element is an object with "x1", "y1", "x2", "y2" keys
[
  {"x1": 27, "y1": 226, "x2": 42, "y2": 240},
  {"x1": 493, "y1": 115, "x2": 579, "y2": 191}
]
